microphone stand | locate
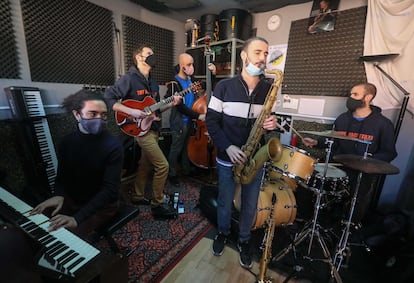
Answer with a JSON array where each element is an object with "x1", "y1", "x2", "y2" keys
[
  {"x1": 373, "y1": 63, "x2": 410, "y2": 142},
  {"x1": 367, "y1": 59, "x2": 410, "y2": 209}
]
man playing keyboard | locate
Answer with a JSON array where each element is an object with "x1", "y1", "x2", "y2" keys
[{"x1": 30, "y1": 89, "x2": 124, "y2": 238}]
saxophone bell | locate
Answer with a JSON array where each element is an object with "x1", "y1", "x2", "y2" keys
[{"x1": 239, "y1": 137, "x2": 282, "y2": 184}]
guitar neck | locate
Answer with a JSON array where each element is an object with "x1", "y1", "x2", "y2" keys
[{"x1": 147, "y1": 86, "x2": 194, "y2": 114}]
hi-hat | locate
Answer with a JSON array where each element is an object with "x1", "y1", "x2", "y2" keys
[
  {"x1": 359, "y1": 53, "x2": 399, "y2": 62},
  {"x1": 333, "y1": 154, "x2": 399, "y2": 175},
  {"x1": 300, "y1": 130, "x2": 372, "y2": 144}
]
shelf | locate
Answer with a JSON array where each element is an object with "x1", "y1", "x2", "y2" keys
[
  {"x1": 185, "y1": 38, "x2": 245, "y2": 50},
  {"x1": 186, "y1": 38, "x2": 244, "y2": 78}
]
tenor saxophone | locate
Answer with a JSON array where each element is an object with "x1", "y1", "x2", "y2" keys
[
  {"x1": 257, "y1": 191, "x2": 277, "y2": 283},
  {"x1": 233, "y1": 69, "x2": 284, "y2": 184}
]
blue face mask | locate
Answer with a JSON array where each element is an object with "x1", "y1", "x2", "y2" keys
[
  {"x1": 79, "y1": 118, "x2": 107, "y2": 135},
  {"x1": 245, "y1": 62, "x2": 264, "y2": 76}
]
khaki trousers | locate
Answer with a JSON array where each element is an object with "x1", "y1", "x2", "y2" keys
[{"x1": 135, "y1": 131, "x2": 169, "y2": 206}]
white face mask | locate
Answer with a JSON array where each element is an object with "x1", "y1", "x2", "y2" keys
[
  {"x1": 244, "y1": 56, "x2": 264, "y2": 76},
  {"x1": 245, "y1": 63, "x2": 264, "y2": 76}
]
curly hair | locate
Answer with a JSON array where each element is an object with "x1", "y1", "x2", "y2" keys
[{"x1": 61, "y1": 89, "x2": 107, "y2": 113}]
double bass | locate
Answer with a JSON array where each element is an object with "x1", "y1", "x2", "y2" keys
[{"x1": 187, "y1": 94, "x2": 217, "y2": 169}]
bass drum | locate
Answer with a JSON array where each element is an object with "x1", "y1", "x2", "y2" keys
[{"x1": 234, "y1": 180, "x2": 297, "y2": 230}]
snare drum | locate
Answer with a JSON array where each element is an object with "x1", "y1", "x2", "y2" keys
[
  {"x1": 234, "y1": 180, "x2": 297, "y2": 230},
  {"x1": 272, "y1": 145, "x2": 316, "y2": 184},
  {"x1": 310, "y1": 164, "x2": 349, "y2": 192}
]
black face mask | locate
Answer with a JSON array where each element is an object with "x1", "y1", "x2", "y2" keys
[
  {"x1": 145, "y1": 54, "x2": 156, "y2": 68},
  {"x1": 346, "y1": 97, "x2": 364, "y2": 112}
]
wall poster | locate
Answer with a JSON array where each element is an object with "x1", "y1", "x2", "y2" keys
[{"x1": 307, "y1": 0, "x2": 340, "y2": 34}]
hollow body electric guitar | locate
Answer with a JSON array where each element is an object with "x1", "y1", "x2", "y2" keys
[{"x1": 116, "y1": 81, "x2": 202, "y2": 137}]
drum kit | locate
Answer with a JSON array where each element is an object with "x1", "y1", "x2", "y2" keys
[{"x1": 246, "y1": 130, "x2": 399, "y2": 282}]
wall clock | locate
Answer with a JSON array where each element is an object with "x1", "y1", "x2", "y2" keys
[{"x1": 267, "y1": 14, "x2": 282, "y2": 31}]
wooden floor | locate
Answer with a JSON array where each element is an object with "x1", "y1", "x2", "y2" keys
[{"x1": 161, "y1": 237, "x2": 310, "y2": 283}]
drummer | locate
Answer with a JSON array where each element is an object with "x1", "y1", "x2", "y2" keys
[{"x1": 302, "y1": 82, "x2": 397, "y2": 224}]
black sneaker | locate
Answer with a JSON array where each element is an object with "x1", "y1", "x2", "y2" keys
[
  {"x1": 212, "y1": 232, "x2": 227, "y2": 256},
  {"x1": 169, "y1": 176, "x2": 180, "y2": 187},
  {"x1": 237, "y1": 241, "x2": 252, "y2": 269},
  {"x1": 151, "y1": 203, "x2": 177, "y2": 219}
]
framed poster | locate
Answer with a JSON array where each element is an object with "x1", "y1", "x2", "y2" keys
[
  {"x1": 266, "y1": 43, "x2": 288, "y2": 72},
  {"x1": 307, "y1": 0, "x2": 340, "y2": 34}
]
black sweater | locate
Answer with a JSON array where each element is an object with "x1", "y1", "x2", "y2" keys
[
  {"x1": 54, "y1": 129, "x2": 124, "y2": 224},
  {"x1": 333, "y1": 105, "x2": 397, "y2": 162}
]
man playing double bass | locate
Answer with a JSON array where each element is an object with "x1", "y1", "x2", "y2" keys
[{"x1": 166, "y1": 53, "x2": 216, "y2": 186}]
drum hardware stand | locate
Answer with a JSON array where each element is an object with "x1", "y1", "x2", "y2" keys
[
  {"x1": 272, "y1": 139, "x2": 343, "y2": 283},
  {"x1": 280, "y1": 223, "x2": 304, "y2": 283},
  {"x1": 333, "y1": 143, "x2": 372, "y2": 272}
]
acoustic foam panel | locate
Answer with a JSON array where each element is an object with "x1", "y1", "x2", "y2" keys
[
  {"x1": 123, "y1": 15, "x2": 175, "y2": 84},
  {"x1": 21, "y1": 0, "x2": 114, "y2": 85},
  {"x1": 0, "y1": 0, "x2": 20, "y2": 79},
  {"x1": 283, "y1": 6, "x2": 367, "y2": 97}
]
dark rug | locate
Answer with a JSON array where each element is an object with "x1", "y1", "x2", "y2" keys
[{"x1": 97, "y1": 176, "x2": 213, "y2": 283}]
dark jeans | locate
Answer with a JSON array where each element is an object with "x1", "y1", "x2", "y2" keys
[
  {"x1": 216, "y1": 162, "x2": 264, "y2": 242},
  {"x1": 168, "y1": 123, "x2": 192, "y2": 177}
]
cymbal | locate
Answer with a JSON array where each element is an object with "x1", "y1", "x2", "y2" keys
[
  {"x1": 359, "y1": 53, "x2": 399, "y2": 62},
  {"x1": 333, "y1": 154, "x2": 399, "y2": 175},
  {"x1": 300, "y1": 130, "x2": 372, "y2": 144}
]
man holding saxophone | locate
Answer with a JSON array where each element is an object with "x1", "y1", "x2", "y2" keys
[{"x1": 206, "y1": 37, "x2": 280, "y2": 269}]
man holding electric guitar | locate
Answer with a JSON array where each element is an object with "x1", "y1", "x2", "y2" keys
[{"x1": 104, "y1": 44, "x2": 181, "y2": 218}]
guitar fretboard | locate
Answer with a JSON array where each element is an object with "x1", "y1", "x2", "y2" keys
[{"x1": 146, "y1": 82, "x2": 200, "y2": 114}]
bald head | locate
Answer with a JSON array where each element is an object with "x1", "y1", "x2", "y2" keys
[{"x1": 178, "y1": 53, "x2": 194, "y2": 78}]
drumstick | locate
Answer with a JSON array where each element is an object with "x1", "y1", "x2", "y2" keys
[{"x1": 285, "y1": 123, "x2": 305, "y2": 142}]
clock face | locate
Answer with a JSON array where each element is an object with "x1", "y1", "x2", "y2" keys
[{"x1": 267, "y1": 14, "x2": 281, "y2": 31}]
